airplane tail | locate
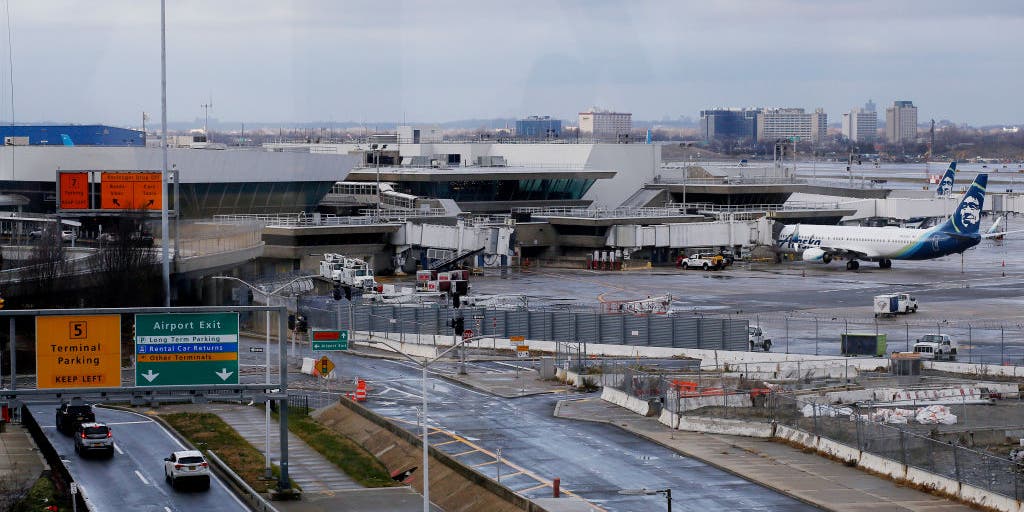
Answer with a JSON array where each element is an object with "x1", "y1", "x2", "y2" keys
[
  {"x1": 935, "y1": 161, "x2": 956, "y2": 196},
  {"x1": 937, "y1": 174, "x2": 987, "y2": 235},
  {"x1": 987, "y1": 215, "x2": 1004, "y2": 235},
  {"x1": 60, "y1": 134, "x2": 74, "y2": 146}
]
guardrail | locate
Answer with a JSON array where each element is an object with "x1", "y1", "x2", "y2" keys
[
  {"x1": 511, "y1": 206, "x2": 689, "y2": 218},
  {"x1": 207, "y1": 450, "x2": 280, "y2": 512}
]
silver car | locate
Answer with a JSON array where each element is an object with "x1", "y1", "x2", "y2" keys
[{"x1": 74, "y1": 422, "x2": 114, "y2": 458}]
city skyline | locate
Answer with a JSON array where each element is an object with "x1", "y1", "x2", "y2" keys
[{"x1": 5, "y1": 1, "x2": 1023, "y2": 127}]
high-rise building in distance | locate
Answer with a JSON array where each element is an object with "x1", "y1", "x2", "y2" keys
[
  {"x1": 885, "y1": 100, "x2": 918, "y2": 143},
  {"x1": 756, "y1": 108, "x2": 827, "y2": 143},
  {"x1": 516, "y1": 116, "x2": 562, "y2": 140},
  {"x1": 578, "y1": 107, "x2": 632, "y2": 141},
  {"x1": 699, "y1": 108, "x2": 758, "y2": 141},
  {"x1": 841, "y1": 107, "x2": 878, "y2": 143}
]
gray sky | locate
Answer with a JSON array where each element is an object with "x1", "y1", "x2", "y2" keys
[{"x1": 7, "y1": 0, "x2": 1024, "y2": 127}]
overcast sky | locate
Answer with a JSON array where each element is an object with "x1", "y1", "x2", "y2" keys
[{"x1": 5, "y1": 1, "x2": 1023, "y2": 127}]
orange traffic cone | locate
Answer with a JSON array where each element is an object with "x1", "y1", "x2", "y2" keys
[{"x1": 354, "y1": 379, "x2": 367, "y2": 402}]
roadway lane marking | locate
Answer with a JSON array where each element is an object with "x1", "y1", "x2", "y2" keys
[
  {"x1": 114, "y1": 443, "x2": 124, "y2": 455},
  {"x1": 432, "y1": 440, "x2": 459, "y2": 447},
  {"x1": 520, "y1": 483, "x2": 548, "y2": 493},
  {"x1": 452, "y1": 448, "x2": 478, "y2": 457},
  {"x1": 134, "y1": 470, "x2": 150, "y2": 485},
  {"x1": 472, "y1": 460, "x2": 497, "y2": 468},
  {"x1": 104, "y1": 420, "x2": 152, "y2": 426}
]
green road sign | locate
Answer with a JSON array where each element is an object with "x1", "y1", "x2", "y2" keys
[
  {"x1": 311, "y1": 329, "x2": 349, "y2": 352},
  {"x1": 135, "y1": 313, "x2": 239, "y2": 386}
]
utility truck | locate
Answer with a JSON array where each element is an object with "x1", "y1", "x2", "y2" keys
[
  {"x1": 748, "y1": 326, "x2": 772, "y2": 352},
  {"x1": 913, "y1": 334, "x2": 958, "y2": 361},
  {"x1": 319, "y1": 253, "x2": 377, "y2": 291}
]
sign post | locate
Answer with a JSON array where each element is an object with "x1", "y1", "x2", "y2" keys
[
  {"x1": 36, "y1": 315, "x2": 121, "y2": 389},
  {"x1": 134, "y1": 312, "x2": 239, "y2": 386}
]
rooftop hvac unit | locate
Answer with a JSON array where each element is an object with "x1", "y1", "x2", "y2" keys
[{"x1": 476, "y1": 156, "x2": 507, "y2": 167}]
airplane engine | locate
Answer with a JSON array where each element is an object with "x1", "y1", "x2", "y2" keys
[{"x1": 802, "y1": 247, "x2": 831, "y2": 263}]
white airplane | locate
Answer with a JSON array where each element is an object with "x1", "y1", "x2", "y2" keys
[{"x1": 777, "y1": 174, "x2": 994, "y2": 270}]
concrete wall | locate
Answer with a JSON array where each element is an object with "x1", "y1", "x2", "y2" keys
[{"x1": 601, "y1": 387, "x2": 654, "y2": 416}]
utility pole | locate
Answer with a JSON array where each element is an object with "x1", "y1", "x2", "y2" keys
[{"x1": 201, "y1": 96, "x2": 213, "y2": 143}]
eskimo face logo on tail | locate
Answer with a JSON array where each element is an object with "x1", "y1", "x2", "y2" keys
[
  {"x1": 951, "y1": 176, "x2": 986, "y2": 233},
  {"x1": 936, "y1": 175, "x2": 954, "y2": 196}
]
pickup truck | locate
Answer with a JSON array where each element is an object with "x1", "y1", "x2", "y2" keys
[
  {"x1": 913, "y1": 334, "x2": 957, "y2": 361},
  {"x1": 748, "y1": 326, "x2": 772, "y2": 351},
  {"x1": 678, "y1": 254, "x2": 724, "y2": 271}
]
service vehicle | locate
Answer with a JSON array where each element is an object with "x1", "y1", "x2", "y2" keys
[
  {"x1": 873, "y1": 293, "x2": 918, "y2": 317},
  {"x1": 319, "y1": 253, "x2": 377, "y2": 290},
  {"x1": 74, "y1": 422, "x2": 114, "y2": 457},
  {"x1": 679, "y1": 254, "x2": 724, "y2": 271},
  {"x1": 61, "y1": 230, "x2": 77, "y2": 242},
  {"x1": 164, "y1": 450, "x2": 211, "y2": 490},
  {"x1": 748, "y1": 326, "x2": 772, "y2": 351},
  {"x1": 912, "y1": 334, "x2": 958, "y2": 361},
  {"x1": 56, "y1": 399, "x2": 95, "y2": 434}
]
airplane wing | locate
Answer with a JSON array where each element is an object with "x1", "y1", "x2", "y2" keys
[
  {"x1": 982, "y1": 229, "x2": 1024, "y2": 239},
  {"x1": 817, "y1": 245, "x2": 879, "y2": 260}
]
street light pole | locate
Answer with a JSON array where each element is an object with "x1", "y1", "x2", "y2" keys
[{"x1": 365, "y1": 334, "x2": 484, "y2": 512}]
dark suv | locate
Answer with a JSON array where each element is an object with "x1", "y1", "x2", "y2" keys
[{"x1": 56, "y1": 400, "x2": 95, "y2": 435}]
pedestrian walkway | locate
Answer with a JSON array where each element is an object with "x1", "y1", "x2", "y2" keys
[
  {"x1": 205, "y1": 404, "x2": 363, "y2": 494},
  {"x1": 555, "y1": 398, "x2": 977, "y2": 512},
  {"x1": 0, "y1": 423, "x2": 47, "y2": 498}
]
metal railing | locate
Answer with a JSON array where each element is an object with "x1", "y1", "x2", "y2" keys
[
  {"x1": 652, "y1": 176, "x2": 804, "y2": 185},
  {"x1": 512, "y1": 206, "x2": 689, "y2": 218},
  {"x1": 207, "y1": 450, "x2": 280, "y2": 512},
  {"x1": 213, "y1": 213, "x2": 397, "y2": 227}
]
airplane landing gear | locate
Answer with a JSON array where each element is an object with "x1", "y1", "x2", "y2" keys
[
  {"x1": 879, "y1": 259, "x2": 892, "y2": 269},
  {"x1": 846, "y1": 260, "x2": 860, "y2": 270}
]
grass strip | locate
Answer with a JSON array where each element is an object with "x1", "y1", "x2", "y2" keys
[
  {"x1": 163, "y1": 412, "x2": 293, "y2": 492},
  {"x1": 11, "y1": 473, "x2": 67, "y2": 512},
  {"x1": 280, "y1": 407, "x2": 399, "y2": 488}
]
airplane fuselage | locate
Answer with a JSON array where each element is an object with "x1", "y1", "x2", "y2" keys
[{"x1": 778, "y1": 224, "x2": 980, "y2": 261}]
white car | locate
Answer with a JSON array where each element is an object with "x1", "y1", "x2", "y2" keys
[{"x1": 164, "y1": 450, "x2": 211, "y2": 490}]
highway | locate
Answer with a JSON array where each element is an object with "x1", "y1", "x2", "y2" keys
[
  {"x1": 256, "y1": 343, "x2": 819, "y2": 512},
  {"x1": 26, "y1": 404, "x2": 248, "y2": 512}
]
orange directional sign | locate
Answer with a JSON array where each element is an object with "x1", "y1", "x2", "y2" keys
[
  {"x1": 59, "y1": 172, "x2": 89, "y2": 209},
  {"x1": 36, "y1": 315, "x2": 122, "y2": 389},
  {"x1": 100, "y1": 172, "x2": 162, "y2": 210}
]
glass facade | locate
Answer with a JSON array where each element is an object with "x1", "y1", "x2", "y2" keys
[
  {"x1": 396, "y1": 178, "x2": 594, "y2": 203},
  {"x1": 515, "y1": 117, "x2": 562, "y2": 139}
]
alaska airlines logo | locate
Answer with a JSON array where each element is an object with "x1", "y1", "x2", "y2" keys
[
  {"x1": 936, "y1": 175, "x2": 954, "y2": 196},
  {"x1": 780, "y1": 233, "x2": 822, "y2": 249}
]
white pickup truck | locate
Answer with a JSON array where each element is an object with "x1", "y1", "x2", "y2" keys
[
  {"x1": 913, "y1": 334, "x2": 957, "y2": 361},
  {"x1": 679, "y1": 254, "x2": 724, "y2": 271},
  {"x1": 748, "y1": 326, "x2": 772, "y2": 352}
]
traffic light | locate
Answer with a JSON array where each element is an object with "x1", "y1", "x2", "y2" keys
[
  {"x1": 288, "y1": 314, "x2": 296, "y2": 331},
  {"x1": 0, "y1": 298, "x2": 5, "y2": 310},
  {"x1": 332, "y1": 286, "x2": 343, "y2": 301}
]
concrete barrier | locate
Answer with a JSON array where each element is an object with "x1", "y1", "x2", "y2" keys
[
  {"x1": 905, "y1": 466, "x2": 959, "y2": 496},
  {"x1": 658, "y1": 409, "x2": 679, "y2": 429},
  {"x1": 677, "y1": 393, "x2": 752, "y2": 412},
  {"x1": 959, "y1": 482, "x2": 1021, "y2": 512},
  {"x1": 600, "y1": 387, "x2": 652, "y2": 417},
  {"x1": 857, "y1": 451, "x2": 905, "y2": 480},
  {"x1": 675, "y1": 416, "x2": 774, "y2": 438}
]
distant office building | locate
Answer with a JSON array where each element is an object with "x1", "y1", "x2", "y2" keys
[
  {"x1": 0, "y1": 124, "x2": 145, "y2": 146},
  {"x1": 699, "y1": 108, "x2": 758, "y2": 141},
  {"x1": 841, "y1": 108, "x2": 878, "y2": 143},
  {"x1": 864, "y1": 99, "x2": 876, "y2": 113},
  {"x1": 756, "y1": 108, "x2": 827, "y2": 143},
  {"x1": 578, "y1": 107, "x2": 632, "y2": 141},
  {"x1": 516, "y1": 116, "x2": 562, "y2": 140},
  {"x1": 885, "y1": 100, "x2": 918, "y2": 143}
]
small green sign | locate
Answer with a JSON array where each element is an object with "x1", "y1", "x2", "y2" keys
[{"x1": 311, "y1": 329, "x2": 349, "y2": 352}]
